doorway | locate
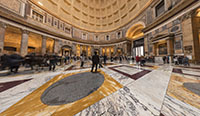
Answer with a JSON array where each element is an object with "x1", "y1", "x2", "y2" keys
[{"x1": 133, "y1": 38, "x2": 144, "y2": 57}]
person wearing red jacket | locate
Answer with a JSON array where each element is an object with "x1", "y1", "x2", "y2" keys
[{"x1": 136, "y1": 56, "x2": 140, "y2": 66}]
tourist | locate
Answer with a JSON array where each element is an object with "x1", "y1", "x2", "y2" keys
[
  {"x1": 49, "y1": 54, "x2": 57, "y2": 71},
  {"x1": 91, "y1": 51, "x2": 99, "y2": 73},
  {"x1": 174, "y1": 56, "x2": 178, "y2": 65},
  {"x1": 136, "y1": 55, "x2": 140, "y2": 66},
  {"x1": 99, "y1": 56, "x2": 103, "y2": 68},
  {"x1": 178, "y1": 56, "x2": 184, "y2": 65},
  {"x1": 167, "y1": 56, "x2": 170, "y2": 64},
  {"x1": 111, "y1": 55, "x2": 113, "y2": 62},
  {"x1": 140, "y1": 56, "x2": 146, "y2": 66},
  {"x1": 80, "y1": 54, "x2": 85, "y2": 67},
  {"x1": 183, "y1": 56, "x2": 190, "y2": 66},
  {"x1": 103, "y1": 54, "x2": 107, "y2": 65},
  {"x1": 132, "y1": 56, "x2": 135, "y2": 62},
  {"x1": 162, "y1": 56, "x2": 166, "y2": 64}
]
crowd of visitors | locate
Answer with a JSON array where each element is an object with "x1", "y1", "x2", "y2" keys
[
  {"x1": 162, "y1": 55, "x2": 190, "y2": 66},
  {"x1": 173, "y1": 55, "x2": 190, "y2": 66},
  {"x1": 0, "y1": 47, "x2": 192, "y2": 74},
  {"x1": 0, "y1": 52, "x2": 61, "y2": 73}
]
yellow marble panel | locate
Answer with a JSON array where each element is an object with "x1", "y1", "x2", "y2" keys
[
  {"x1": 0, "y1": 70, "x2": 123, "y2": 116},
  {"x1": 167, "y1": 74, "x2": 200, "y2": 109}
]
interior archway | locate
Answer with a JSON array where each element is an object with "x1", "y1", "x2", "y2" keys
[
  {"x1": 126, "y1": 23, "x2": 145, "y2": 57},
  {"x1": 126, "y1": 23, "x2": 145, "y2": 40}
]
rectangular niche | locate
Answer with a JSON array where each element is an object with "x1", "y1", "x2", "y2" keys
[
  {"x1": 94, "y1": 35, "x2": 99, "y2": 41},
  {"x1": 158, "y1": 43, "x2": 167, "y2": 55},
  {"x1": 116, "y1": 31, "x2": 122, "y2": 39},
  {"x1": 82, "y1": 33, "x2": 87, "y2": 40},
  {"x1": 105, "y1": 35, "x2": 110, "y2": 41},
  {"x1": 155, "y1": 0, "x2": 165, "y2": 17}
]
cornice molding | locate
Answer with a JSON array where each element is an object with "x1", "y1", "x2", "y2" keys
[
  {"x1": 143, "y1": 0, "x2": 197, "y2": 33},
  {"x1": 29, "y1": 0, "x2": 153, "y2": 33}
]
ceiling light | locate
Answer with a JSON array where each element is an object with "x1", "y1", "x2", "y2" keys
[{"x1": 38, "y1": 1, "x2": 43, "y2": 6}]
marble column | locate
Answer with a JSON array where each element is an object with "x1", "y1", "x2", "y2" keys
[
  {"x1": 167, "y1": 39, "x2": 174, "y2": 56},
  {"x1": 100, "y1": 47, "x2": 102, "y2": 56},
  {"x1": 41, "y1": 36, "x2": 47, "y2": 55},
  {"x1": 80, "y1": 45, "x2": 82, "y2": 55},
  {"x1": 167, "y1": 38, "x2": 174, "y2": 63},
  {"x1": 131, "y1": 41, "x2": 133, "y2": 56},
  {"x1": 91, "y1": 46, "x2": 94, "y2": 56},
  {"x1": 0, "y1": 22, "x2": 6, "y2": 53},
  {"x1": 109, "y1": 47, "x2": 111, "y2": 57},
  {"x1": 124, "y1": 43, "x2": 127, "y2": 55},
  {"x1": 72, "y1": 44, "x2": 77, "y2": 56},
  {"x1": 114, "y1": 46, "x2": 117, "y2": 56},
  {"x1": 53, "y1": 39, "x2": 60, "y2": 54},
  {"x1": 86, "y1": 46, "x2": 88, "y2": 56},
  {"x1": 153, "y1": 43, "x2": 158, "y2": 56},
  {"x1": 20, "y1": 30, "x2": 29, "y2": 56}
]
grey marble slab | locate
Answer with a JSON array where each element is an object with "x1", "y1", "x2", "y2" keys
[{"x1": 161, "y1": 95, "x2": 200, "y2": 116}]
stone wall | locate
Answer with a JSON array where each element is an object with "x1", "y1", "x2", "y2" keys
[
  {"x1": 4, "y1": 27, "x2": 21, "y2": 54},
  {"x1": 28, "y1": 33, "x2": 42, "y2": 54},
  {"x1": 0, "y1": 0, "x2": 21, "y2": 13}
]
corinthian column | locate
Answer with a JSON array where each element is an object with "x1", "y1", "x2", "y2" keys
[
  {"x1": 0, "y1": 22, "x2": 6, "y2": 53},
  {"x1": 41, "y1": 36, "x2": 47, "y2": 55},
  {"x1": 20, "y1": 29, "x2": 29, "y2": 56}
]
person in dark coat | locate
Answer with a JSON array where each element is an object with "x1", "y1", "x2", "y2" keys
[
  {"x1": 49, "y1": 55, "x2": 57, "y2": 71},
  {"x1": 162, "y1": 56, "x2": 166, "y2": 64},
  {"x1": 80, "y1": 54, "x2": 85, "y2": 67},
  {"x1": 183, "y1": 56, "x2": 190, "y2": 66},
  {"x1": 1, "y1": 54, "x2": 24, "y2": 73},
  {"x1": 119, "y1": 56, "x2": 122, "y2": 63},
  {"x1": 103, "y1": 54, "x2": 107, "y2": 65},
  {"x1": 91, "y1": 52, "x2": 99, "y2": 73}
]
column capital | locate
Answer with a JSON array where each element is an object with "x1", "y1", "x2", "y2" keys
[
  {"x1": 42, "y1": 35, "x2": 47, "y2": 39},
  {"x1": 21, "y1": 29, "x2": 29, "y2": 34},
  {"x1": 0, "y1": 22, "x2": 7, "y2": 29}
]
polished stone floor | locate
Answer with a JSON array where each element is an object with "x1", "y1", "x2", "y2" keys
[{"x1": 0, "y1": 61, "x2": 200, "y2": 116}]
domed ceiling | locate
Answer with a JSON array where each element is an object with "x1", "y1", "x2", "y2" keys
[{"x1": 31, "y1": 0, "x2": 152, "y2": 33}]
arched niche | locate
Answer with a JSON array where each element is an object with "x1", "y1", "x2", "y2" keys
[{"x1": 126, "y1": 22, "x2": 145, "y2": 40}]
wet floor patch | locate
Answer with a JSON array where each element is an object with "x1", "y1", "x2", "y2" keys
[{"x1": 41, "y1": 72, "x2": 105, "y2": 105}]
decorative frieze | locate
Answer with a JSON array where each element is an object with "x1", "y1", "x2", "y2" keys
[{"x1": 0, "y1": 0, "x2": 21, "y2": 13}]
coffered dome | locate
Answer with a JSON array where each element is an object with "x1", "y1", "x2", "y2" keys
[{"x1": 31, "y1": 0, "x2": 152, "y2": 32}]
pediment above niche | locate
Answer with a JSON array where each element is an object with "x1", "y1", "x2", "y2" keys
[{"x1": 151, "y1": 33, "x2": 174, "y2": 43}]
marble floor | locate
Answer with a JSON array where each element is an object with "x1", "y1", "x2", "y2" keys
[{"x1": 0, "y1": 61, "x2": 200, "y2": 116}]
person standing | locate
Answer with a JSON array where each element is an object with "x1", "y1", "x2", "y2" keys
[
  {"x1": 162, "y1": 56, "x2": 166, "y2": 64},
  {"x1": 136, "y1": 56, "x2": 140, "y2": 66},
  {"x1": 49, "y1": 54, "x2": 57, "y2": 71},
  {"x1": 183, "y1": 56, "x2": 190, "y2": 66},
  {"x1": 167, "y1": 56, "x2": 170, "y2": 64},
  {"x1": 91, "y1": 52, "x2": 99, "y2": 73},
  {"x1": 174, "y1": 56, "x2": 178, "y2": 65},
  {"x1": 103, "y1": 54, "x2": 107, "y2": 65},
  {"x1": 119, "y1": 56, "x2": 122, "y2": 63},
  {"x1": 140, "y1": 56, "x2": 145, "y2": 66},
  {"x1": 99, "y1": 56, "x2": 103, "y2": 68},
  {"x1": 80, "y1": 54, "x2": 85, "y2": 67}
]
